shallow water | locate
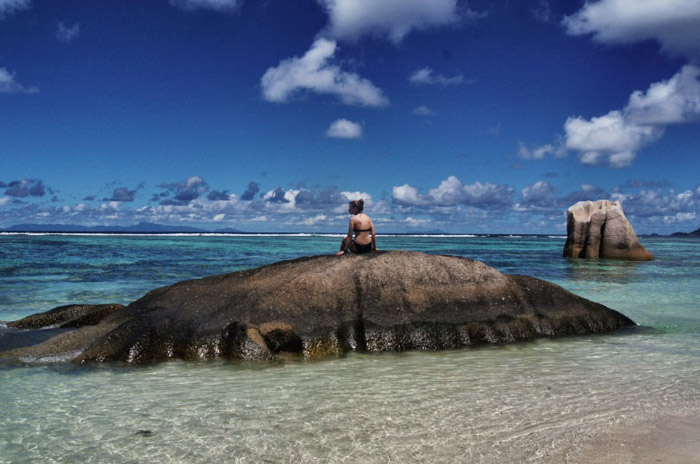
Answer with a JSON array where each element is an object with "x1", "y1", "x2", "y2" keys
[{"x1": 1, "y1": 235, "x2": 699, "y2": 462}]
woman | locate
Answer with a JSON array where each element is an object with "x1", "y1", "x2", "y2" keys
[{"x1": 336, "y1": 199, "x2": 377, "y2": 255}]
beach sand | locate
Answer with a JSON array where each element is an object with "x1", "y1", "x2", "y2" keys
[{"x1": 573, "y1": 413, "x2": 700, "y2": 463}]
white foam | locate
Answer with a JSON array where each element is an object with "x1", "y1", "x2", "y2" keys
[{"x1": 18, "y1": 350, "x2": 82, "y2": 363}]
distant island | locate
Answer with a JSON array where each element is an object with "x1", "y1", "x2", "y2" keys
[
  {"x1": 671, "y1": 227, "x2": 700, "y2": 238},
  {"x1": 1, "y1": 222, "x2": 243, "y2": 234}
]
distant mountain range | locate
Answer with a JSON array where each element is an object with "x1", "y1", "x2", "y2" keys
[
  {"x1": 1, "y1": 222, "x2": 244, "y2": 234},
  {"x1": 671, "y1": 227, "x2": 700, "y2": 238}
]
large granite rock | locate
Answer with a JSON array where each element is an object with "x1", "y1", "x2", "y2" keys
[
  {"x1": 563, "y1": 200, "x2": 653, "y2": 260},
  {"x1": 1, "y1": 251, "x2": 634, "y2": 364}
]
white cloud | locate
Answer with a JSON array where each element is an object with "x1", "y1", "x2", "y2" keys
[
  {"x1": 522, "y1": 181, "x2": 556, "y2": 203},
  {"x1": 0, "y1": 0, "x2": 30, "y2": 19},
  {"x1": 624, "y1": 65, "x2": 700, "y2": 125},
  {"x1": 261, "y1": 38, "x2": 388, "y2": 107},
  {"x1": 563, "y1": 65, "x2": 700, "y2": 168},
  {"x1": 299, "y1": 214, "x2": 328, "y2": 226},
  {"x1": 564, "y1": 110, "x2": 663, "y2": 168},
  {"x1": 169, "y1": 0, "x2": 240, "y2": 13},
  {"x1": 326, "y1": 118, "x2": 363, "y2": 139},
  {"x1": 412, "y1": 105, "x2": 436, "y2": 116},
  {"x1": 563, "y1": 0, "x2": 700, "y2": 62},
  {"x1": 517, "y1": 142, "x2": 565, "y2": 160},
  {"x1": 402, "y1": 217, "x2": 429, "y2": 227},
  {"x1": 0, "y1": 67, "x2": 38, "y2": 94},
  {"x1": 340, "y1": 191, "x2": 371, "y2": 203},
  {"x1": 319, "y1": 0, "x2": 461, "y2": 44},
  {"x1": 213, "y1": 213, "x2": 225, "y2": 221},
  {"x1": 409, "y1": 67, "x2": 464, "y2": 86},
  {"x1": 663, "y1": 212, "x2": 697, "y2": 224},
  {"x1": 393, "y1": 176, "x2": 514, "y2": 210},
  {"x1": 0, "y1": 196, "x2": 11, "y2": 207},
  {"x1": 392, "y1": 184, "x2": 429, "y2": 207},
  {"x1": 56, "y1": 22, "x2": 80, "y2": 43},
  {"x1": 100, "y1": 201, "x2": 121, "y2": 211}
]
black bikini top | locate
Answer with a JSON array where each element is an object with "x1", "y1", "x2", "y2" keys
[{"x1": 354, "y1": 227, "x2": 371, "y2": 232}]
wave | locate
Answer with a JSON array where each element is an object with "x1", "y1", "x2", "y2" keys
[{"x1": 18, "y1": 350, "x2": 83, "y2": 364}]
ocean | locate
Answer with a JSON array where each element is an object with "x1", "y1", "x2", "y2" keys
[{"x1": 1, "y1": 234, "x2": 699, "y2": 462}]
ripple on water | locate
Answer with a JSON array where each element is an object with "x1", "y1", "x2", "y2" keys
[{"x1": 1, "y1": 334, "x2": 700, "y2": 463}]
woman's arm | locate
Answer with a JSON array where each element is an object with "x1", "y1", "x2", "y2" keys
[
  {"x1": 370, "y1": 220, "x2": 377, "y2": 250},
  {"x1": 335, "y1": 218, "x2": 355, "y2": 255}
]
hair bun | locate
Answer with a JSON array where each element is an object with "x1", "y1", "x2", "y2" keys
[{"x1": 357, "y1": 199, "x2": 364, "y2": 207}]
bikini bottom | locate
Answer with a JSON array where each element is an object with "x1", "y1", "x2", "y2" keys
[{"x1": 352, "y1": 242, "x2": 373, "y2": 254}]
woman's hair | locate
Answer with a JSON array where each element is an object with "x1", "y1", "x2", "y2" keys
[{"x1": 350, "y1": 199, "x2": 364, "y2": 212}]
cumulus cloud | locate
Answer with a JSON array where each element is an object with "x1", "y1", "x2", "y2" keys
[
  {"x1": 563, "y1": 0, "x2": 700, "y2": 62},
  {"x1": 261, "y1": 38, "x2": 388, "y2": 107},
  {"x1": 241, "y1": 181, "x2": 259, "y2": 201},
  {"x1": 409, "y1": 67, "x2": 464, "y2": 86},
  {"x1": 559, "y1": 65, "x2": 700, "y2": 167},
  {"x1": 0, "y1": 0, "x2": 30, "y2": 19},
  {"x1": 298, "y1": 214, "x2": 328, "y2": 226},
  {"x1": 326, "y1": 118, "x2": 363, "y2": 139},
  {"x1": 624, "y1": 65, "x2": 700, "y2": 125},
  {"x1": 262, "y1": 187, "x2": 290, "y2": 204},
  {"x1": 169, "y1": 0, "x2": 241, "y2": 13},
  {"x1": 514, "y1": 181, "x2": 608, "y2": 213},
  {"x1": 159, "y1": 176, "x2": 209, "y2": 205},
  {"x1": 517, "y1": 142, "x2": 566, "y2": 160},
  {"x1": 207, "y1": 190, "x2": 231, "y2": 201},
  {"x1": 518, "y1": 181, "x2": 557, "y2": 210},
  {"x1": 565, "y1": 110, "x2": 663, "y2": 168},
  {"x1": 393, "y1": 176, "x2": 514, "y2": 210},
  {"x1": 319, "y1": 0, "x2": 461, "y2": 44},
  {"x1": 56, "y1": 22, "x2": 80, "y2": 43},
  {"x1": 108, "y1": 187, "x2": 136, "y2": 202},
  {"x1": 0, "y1": 67, "x2": 38, "y2": 94},
  {"x1": 4, "y1": 179, "x2": 45, "y2": 197}
]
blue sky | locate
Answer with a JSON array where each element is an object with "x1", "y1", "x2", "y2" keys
[{"x1": 1, "y1": 0, "x2": 699, "y2": 233}]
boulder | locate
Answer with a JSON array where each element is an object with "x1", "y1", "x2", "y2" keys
[
  {"x1": 1, "y1": 251, "x2": 635, "y2": 365},
  {"x1": 8, "y1": 304, "x2": 125, "y2": 329},
  {"x1": 563, "y1": 200, "x2": 653, "y2": 260}
]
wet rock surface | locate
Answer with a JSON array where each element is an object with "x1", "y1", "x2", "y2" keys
[
  {"x1": 8, "y1": 304, "x2": 125, "y2": 329},
  {"x1": 1, "y1": 251, "x2": 635, "y2": 364},
  {"x1": 563, "y1": 200, "x2": 654, "y2": 260}
]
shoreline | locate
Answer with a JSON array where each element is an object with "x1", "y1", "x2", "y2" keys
[{"x1": 570, "y1": 411, "x2": 700, "y2": 463}]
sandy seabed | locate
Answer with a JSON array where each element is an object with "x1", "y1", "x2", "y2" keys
[{"x1": 572, "y1": 412, "x2": 700, "y2": 463}]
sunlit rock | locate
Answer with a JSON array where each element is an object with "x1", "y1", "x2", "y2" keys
[{"x1": 563, "y1": 200, "x2": 653, "y2": 261}]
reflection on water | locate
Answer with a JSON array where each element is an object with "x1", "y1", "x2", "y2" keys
[{"x1": 563, "y1": 258, "x2": 643, "y2": 284}]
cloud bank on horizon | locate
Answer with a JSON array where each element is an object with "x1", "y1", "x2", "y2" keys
[{"x1": 1, "y1": 0, "x2": 700, "y2": 234}]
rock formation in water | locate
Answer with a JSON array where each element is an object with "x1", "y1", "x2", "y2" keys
[
  {"x1": 563, "y1": 200, "x2": 653, "y2": 260},
  {"x1": 1, "y1": 251, "x2": 635, "y2": 364}
]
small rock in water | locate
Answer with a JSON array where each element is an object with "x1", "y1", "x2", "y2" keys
[{"x1": 135, "y1": 430, "x2": 154, "y2": 437}]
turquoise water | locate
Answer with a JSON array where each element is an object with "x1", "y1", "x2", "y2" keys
[{"x1": 1, "y1": 234, "x2": 700, "y2": 462}]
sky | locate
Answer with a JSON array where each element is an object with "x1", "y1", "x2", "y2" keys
[{"x1": 1, "y1": 0, "x2": 699, "y2": 234}]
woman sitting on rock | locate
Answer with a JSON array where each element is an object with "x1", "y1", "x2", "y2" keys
[{"x1": 336, "y1": 199, "x2": 377, "y2": 255}]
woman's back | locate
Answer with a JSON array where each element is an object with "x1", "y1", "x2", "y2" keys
[{"x1": 352, "y1": 214, "x2": 373, "y2": 245}]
